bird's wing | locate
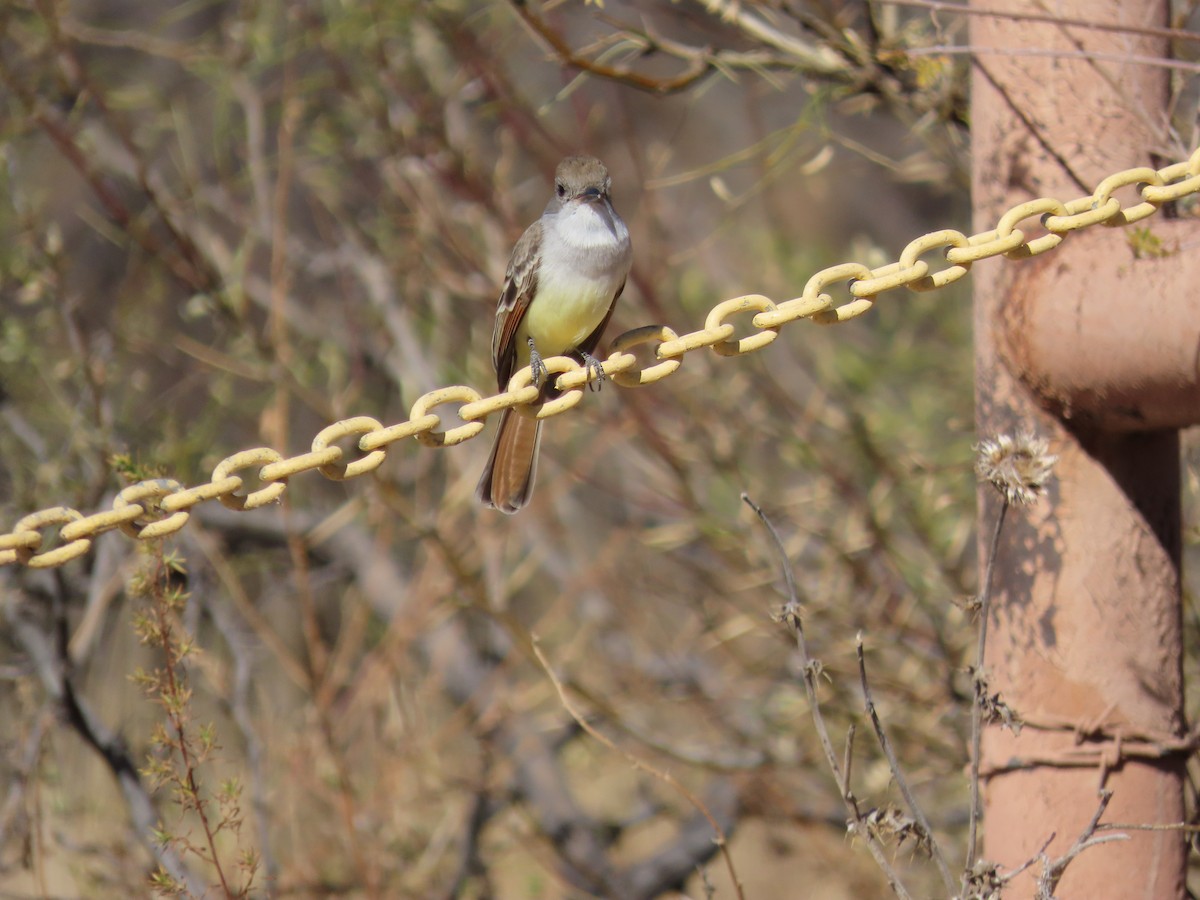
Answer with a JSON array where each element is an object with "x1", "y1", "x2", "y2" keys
[{"x1": 492, "y1": 218, "x2": 542, "y2": 389}]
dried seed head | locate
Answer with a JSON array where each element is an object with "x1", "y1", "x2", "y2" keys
[{"x1": 975, "y1": 432, "x2": 1057, "y2": 507}]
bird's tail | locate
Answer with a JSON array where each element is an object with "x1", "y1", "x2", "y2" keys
[{"x1": 475, "y1": 409, "x2": 542, "y2": 514}]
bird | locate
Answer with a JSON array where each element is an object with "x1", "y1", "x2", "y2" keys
[{"x1": 475, "y1": 156, "x2": 633, "y2": 514}]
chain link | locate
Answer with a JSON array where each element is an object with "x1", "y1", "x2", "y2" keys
[{"x1": 3, "y1": 148, "x2": 1198, "y2": 568}]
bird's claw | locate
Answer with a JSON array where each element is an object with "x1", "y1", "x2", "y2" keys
[
  {"x1": 581, "y1": 351, "x2": 607, "y2": 392},
  {"x1": 527, "y1": 337, "x2": 549, "y2": 389}
]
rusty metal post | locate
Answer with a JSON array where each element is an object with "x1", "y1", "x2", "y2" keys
[{"x1": 971, "y1": 0, "x2": 1195, "y2": 895}]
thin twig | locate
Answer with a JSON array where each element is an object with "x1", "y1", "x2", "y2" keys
[
  {"x1": 508, "y1": 0, "x2": 712, "y2": 94},
  {"x1": 857, "y1": 635, "x2": 957, "y2": 893},
  {"x1": 843, "y1": 724, "x2": 856, "y2": 793},
  {"x1": 879, "y1": 0, "x2": 1200, "y2": 45},
  {"x1": 1028, "y1": 790, "x2": 1128, "y2": 896},
  {"x1": 8, "y1": 574, "x2": 203, "y2": 893},
  {"x1": 531, "y1": 640, "x2": 747, "y2": 900},
  {"x1": 742, "y1": 493, "x2": 913, "y2": 899},
  {"x1": 1096, "y1": 821, "x2": 1200, "y2": 833},
  {"x1": 1001, "y1": 832, "x2": 1054, "y2": 883},
  {"x1": 202, "y1": 573, "x2": 280, "y2": 886},
  {"x1": 966, "y1": 498, "x2": 1009, "y2": 877},
  {"x1": 909, "y1": 44, "x2": 1200, "y2": 74},
  {"x1": 967, "y1": 498, "x2": 1009, "y2": 871}
]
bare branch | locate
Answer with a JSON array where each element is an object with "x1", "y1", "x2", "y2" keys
[
  {"x1": 532, "y1": 639, "x2": 746, "y2": 900},
  {"x1": 857, "y1": 635, "x2": 957, "y2": 892},
  {"x1": 5, "y1": 577, "x2": 203, "y2": 894},
  {"x1": 742, "y1": 493, "x2": 914, "y2": 900},
  {"x1": 1029, "y1": 791, "x2": 1128, "y2": 898},
  {"x1": 967, "y1": 496, "x2": 1008, "y2": 872}
]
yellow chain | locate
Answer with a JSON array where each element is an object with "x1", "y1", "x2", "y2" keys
[{"x1": 3, "y1": 148, "x2": 1198, "y2": 568}]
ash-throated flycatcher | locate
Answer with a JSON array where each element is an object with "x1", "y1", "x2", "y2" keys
[{"x1": 476, "y1": 156, "x2": 632, "y2": 513}]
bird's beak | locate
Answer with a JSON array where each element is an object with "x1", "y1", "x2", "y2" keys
[{"x1": 581, "y1": 186, "x2": 603, "y2": 202}]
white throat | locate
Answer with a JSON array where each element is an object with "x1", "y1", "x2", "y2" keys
[{"x1": 542, "y1": 199, "x2": 631, "y2": 282}]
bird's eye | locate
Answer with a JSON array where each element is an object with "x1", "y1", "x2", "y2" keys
[{"x1": 555, "y1": 182, "x2": 566, "y2": 198}]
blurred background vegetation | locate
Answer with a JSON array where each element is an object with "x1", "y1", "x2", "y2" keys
[{"x1": 0, "y1": 1, "x2": 1196, "y2": 897}]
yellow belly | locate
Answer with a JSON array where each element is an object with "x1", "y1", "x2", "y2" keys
[{"x1": 515, "y1": 276, "x2": 614, "y2": 363}]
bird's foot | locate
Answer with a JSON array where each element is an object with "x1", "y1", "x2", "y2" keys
[
  {"x1": 527, "y1": 337, "x2": 549, "y2": 389},
  {"x1": 581, "y1": 350, "x2": 607, "y2": 392}
]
